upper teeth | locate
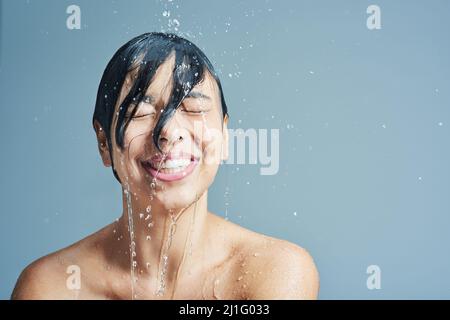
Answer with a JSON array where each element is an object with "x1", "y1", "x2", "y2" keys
[{"x1": 157, "y1": 159, "x2": 191, "y2": 169}]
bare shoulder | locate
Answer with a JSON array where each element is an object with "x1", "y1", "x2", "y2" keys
[
  {"x1": 211, "y1": 214, "x2": 319, "y2": 300},
  {"x1": 243, "y1": 237, "x2": 319, "y2": 299},
  {"x1": 11, "y1": 224, "x2": 112, "y2": 300},
  {"x1": 11, "y1": 251, "x2": 73, "y2": 299}
]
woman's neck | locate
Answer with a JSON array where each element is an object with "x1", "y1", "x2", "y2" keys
[{"x1": 115, "y1": 188, "x2": 209, "y2": 297}]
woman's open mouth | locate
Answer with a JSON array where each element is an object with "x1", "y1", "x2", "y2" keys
[{"x1": 141, "y1": 153, "x2": 199, "y2": 182}]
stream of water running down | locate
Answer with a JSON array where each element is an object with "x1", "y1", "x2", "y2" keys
[
  {"x1": 124, "y1": 185, "x2": 137, "y2": 299},
  {"x1": 125, "y1": 151, "x2": 187, "y2": 299},
  {"x1": 125, "y1": 111, "x2": 209, "y2": 299}
]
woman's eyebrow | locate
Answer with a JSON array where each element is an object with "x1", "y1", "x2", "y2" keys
[{"x1": 185, "y1": 91, "x2": 211, "y2": 100}]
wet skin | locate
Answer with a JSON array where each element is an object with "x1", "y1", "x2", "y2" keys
[{"x1": 12, "y1": 54, "x2": 319, "y2": 300}]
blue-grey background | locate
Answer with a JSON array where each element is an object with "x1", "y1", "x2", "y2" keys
[{"x1": 1, "y1": 0, "x2": 449, "y2": 299}]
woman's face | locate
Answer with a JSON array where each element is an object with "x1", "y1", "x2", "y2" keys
[{"x1": 102, "y1": 54, "x2": 228, "y2": 211}]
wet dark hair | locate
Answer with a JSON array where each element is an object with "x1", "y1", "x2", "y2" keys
[{"x1": 93, "y1": 32, "x2": 228, "y2": 182}]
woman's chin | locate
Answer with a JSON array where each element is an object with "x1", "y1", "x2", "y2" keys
[
  {"x1": 126, "y1": 170, "x2": 207, "y2": 210},
  {"x1": 148, "y1": 189, "x2": 199, "y2": 211}
]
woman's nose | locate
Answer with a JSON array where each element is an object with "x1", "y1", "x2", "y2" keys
[{"x1": 157, "y1": 118, "x2": 188, "y2": 151}]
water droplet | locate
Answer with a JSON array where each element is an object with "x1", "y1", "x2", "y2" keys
[
  {"x1": 237, "y1": 276, "x2": 243, "y2": 281},
  {"x1": 146, "y1": 206, "x2": 151, "y2": 213},
  {"x1": 253, "y1": 252, "x2": 260, "y2": 257},
  {"x1": 146, "y1": 235, "x2": 151, "y2": 240},
  {"x1": 172, "y1": 18, "x2": 180, "y2": 28}
]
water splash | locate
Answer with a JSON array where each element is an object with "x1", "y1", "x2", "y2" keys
[
  {"x1": 125, "y1": 125, "x2": 202, "y2": 298},
  {"x1": 224, "y1": 186, "x2": 230, "y2": 221},
  {"x1": 188, "y1": 196, "x2": 197, "y2": 258},
  {"x1": 154, "y1": 190, "x2": 199, "y2": 297},
  {"x1": 124, "y1": 185, "x2": 137, "y2": 299},
  {"x1": 138, "y1": 151, "x2": 168, "y2": 297},
  {"x1": 155, "y1": 211, "x2": 177, "y2": 296},
  {"x1": 124, "y1": 152, "x2": 165, "y2": 299}
]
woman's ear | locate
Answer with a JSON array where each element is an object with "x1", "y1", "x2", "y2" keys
[
  {"x1": 221, "y1": 115, "x2": 229, "y2": 162},
  {"x1": 93, "y1": 120, "x2": 112, "y2": 167}
]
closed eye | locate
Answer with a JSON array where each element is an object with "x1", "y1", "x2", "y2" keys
[
  {"x1": 125, "y1": 112, "x2": 156, "y2": 119},
  {"x1": 125, "y1": 97, "x2": 157, "y2": 119},
  {"x1": 180, "y1": 106, "x2": 209, "y2": 114},
  {"x1": 134, "y1": 114, "x2": 154, "y2": 118}
]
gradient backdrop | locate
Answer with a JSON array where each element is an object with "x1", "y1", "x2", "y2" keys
[{"x1": 1, "y1": 0, "x2": 449, "y2": 299}]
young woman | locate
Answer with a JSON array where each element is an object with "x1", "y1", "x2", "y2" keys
[{"x1": 12, "y1": 33, "x2": 319, "y2": 300}]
